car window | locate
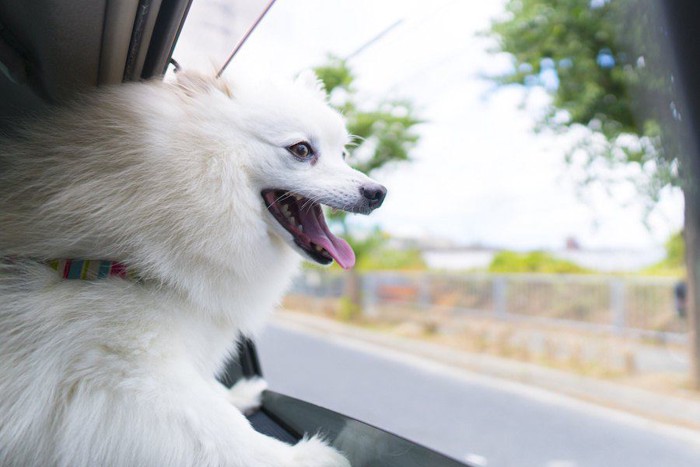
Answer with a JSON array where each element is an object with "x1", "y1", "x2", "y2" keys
[{"x1": 175, "y1": 1, "x2": 700, "y2": 466}]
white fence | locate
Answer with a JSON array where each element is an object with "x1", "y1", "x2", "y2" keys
[{"x1": 288, "y1": 271, "x2": 687, "y2": 343}]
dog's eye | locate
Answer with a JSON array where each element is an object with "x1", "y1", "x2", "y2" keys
[{"x1": 287, "y1": 142, "x2": 314, "y2": 161}]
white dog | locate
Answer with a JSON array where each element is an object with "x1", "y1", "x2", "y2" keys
[{"x1": 0, "y1": 70, "x2": 386, "y2": 466}]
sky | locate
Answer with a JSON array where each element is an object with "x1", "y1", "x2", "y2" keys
[{"x1": 173, "y1": 0, "x2": 684, "y2": 251}]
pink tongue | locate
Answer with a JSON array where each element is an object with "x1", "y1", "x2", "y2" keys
[{"x1": 298, "y1": 207, "x2": 355, "y2": 269}]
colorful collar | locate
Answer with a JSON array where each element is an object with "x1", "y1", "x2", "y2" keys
[{"x1": 46, "y1": 259, "x2": 135, "y2": 280}]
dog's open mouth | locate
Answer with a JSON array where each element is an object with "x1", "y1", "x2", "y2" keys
[{"x1": 262, "y1": 189, "x2": 355, "y2": 269}]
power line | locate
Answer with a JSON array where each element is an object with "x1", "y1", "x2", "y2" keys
[
  {"x1": 344, "y1": 0, "x2": 460, "y2": 63},
  {"x1": 344, "y1": 19, "x2": 404, "y2": 61},
  {"x1": 217, "y1": 0, "x2": 278, "y2": 78}
]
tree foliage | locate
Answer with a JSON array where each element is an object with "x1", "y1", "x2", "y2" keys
[
  {"x1": 664, "y1": 230, "x2": 685, "y2": 268},
  {"x1": 315, "y1": 57, "x2": 420, "y2": 177},
  {"x1": 488, "y1": 250, "x2": 590, "y2": 274},
  {"x1": 351, "y1": 229, "x2": 426, "y2": 271},
  {"x1": 643, "y1": 230, "x2": 685, "y2": 277},
  {"x1": 488, "y1": 0, "x2": 680, "y2": 201}
]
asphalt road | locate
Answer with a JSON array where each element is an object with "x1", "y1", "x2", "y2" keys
[{"x1": 256, "y1": 323, "x2": 700, "y2": 467}]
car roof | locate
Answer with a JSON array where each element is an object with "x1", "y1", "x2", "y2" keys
[{"x1": 0, "y1": 0, "x2": 192, "y2": 128}]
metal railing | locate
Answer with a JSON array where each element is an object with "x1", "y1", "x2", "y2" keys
[{"x1": 287, "y1": 271, "x2": 687, "y2": 343}]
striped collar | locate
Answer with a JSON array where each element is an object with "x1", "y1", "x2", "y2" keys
[{"x1": 46, "y1": 259, "x2": 136, "y2": 280}]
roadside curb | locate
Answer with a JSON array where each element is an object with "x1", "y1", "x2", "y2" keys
[{"x1": 273, "y1": 310, "x2": 700, "y2": 433}]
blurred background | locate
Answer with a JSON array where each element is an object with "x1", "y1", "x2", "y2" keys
[{"x1": 175, "y1": 1, "x2": 700, "y2": 466}]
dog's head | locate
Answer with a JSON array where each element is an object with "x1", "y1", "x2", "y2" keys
[{"x1": 174, "y1": 70, "x2": 386, "y2": 269}]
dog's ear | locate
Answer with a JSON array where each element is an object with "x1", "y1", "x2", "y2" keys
[
  {"x1": 174, "y1": 70, "x2": 233, "y2": 98},
  {"x1": 294, "y1": 70, "x2": 327, "y2": 100}
]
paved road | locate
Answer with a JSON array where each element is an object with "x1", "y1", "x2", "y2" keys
[{"x1": 257, "y1": 323, "x2": 700, "y2": 467}]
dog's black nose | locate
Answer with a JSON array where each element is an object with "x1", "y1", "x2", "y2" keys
[{"x1": 360, "y1": 183, "x2": 387, "y2": 210}]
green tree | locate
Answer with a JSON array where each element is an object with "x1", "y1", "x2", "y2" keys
[
  {"x1": 644, "y1": 230, "x2": 685, "y2": 277},
  {"x1": 487, "y1": 0, "x2": 700, "y2": 387},
  {"x1": 350, "y1": 229, "x2": 426, "y2": 272},
  {"x1": 489, "y1": 251, "x2": 590, "y2": 274},
  {"x1": 664, "y1": 231, "x2": 685, "y2": 269},
  {"x1": 488, "y1": 0, "x2": 677, "y2": 202},
  {"x1": 313, "y1": 57, "x2": 421, "y2": 313},
  {"x1": 315, "y1": 57, "x2": 419, "y2": 178}
]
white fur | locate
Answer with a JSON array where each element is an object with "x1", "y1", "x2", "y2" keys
[
  {"x1": 228, "y1": 377, "x2": 268, "y2": 414},
  {"x1": 0, "y1": 71, "x2": 374, "y2": 466}
]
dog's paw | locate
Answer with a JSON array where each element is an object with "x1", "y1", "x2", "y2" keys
[
  {"x1": 289, "y1": 436, "x2": 351, "y2": 467},
  {"x1": 227, "y1": 377, "x2": 268, "y2": 414}
]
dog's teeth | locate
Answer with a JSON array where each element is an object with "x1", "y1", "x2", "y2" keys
[
  {"x1": 289, "y1": 216, "x2": 296, "y2": 225},
  {"x1": 298, "y1": 225, "x2": 304, "y2": 232},
  {"x1": 294, "y1": 195, "x2": 303, "y2": 201},
  {"x1": 315, "y1": 245, "x2": 322, "y2": 252}
]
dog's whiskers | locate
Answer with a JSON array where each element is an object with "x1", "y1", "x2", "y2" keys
[
  {"x1": 300, "y1": 193, "x2": 326, "y2": 214},
  {"x1": 299, "y1": 199, "x2": 316, "y2": 214},
  {"x1": 266, "y1": 192, "x2": 294, "y2": 209}
]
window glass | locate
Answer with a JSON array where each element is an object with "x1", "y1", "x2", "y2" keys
[{"x1": 176, "y1": 2, "x2": 700, "y2": 466}]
